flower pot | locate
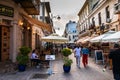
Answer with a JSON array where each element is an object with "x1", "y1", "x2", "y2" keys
[
  {"x1": 18, "y1": 64, "x2": 26, "y2": 72},
  {"x1": 63, "y1": 65, "x2": 71, "y2": 73}
]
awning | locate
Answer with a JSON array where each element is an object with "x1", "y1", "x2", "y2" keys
[
  {"x1": 78, "y1": 30, "x2": 90, "y2": 38},
  {"x1": 90, "y1": 30, "x2": 116, "y2": 42},
  {"x1": 102, "y1": 31, "x2": 120, "y2": 42},
  {"x1": 76, "y1": 36, "x2": 89, "y2": 43},
  {"x1": 20, "y1": 13, "x2": 52, "y2": 32}
]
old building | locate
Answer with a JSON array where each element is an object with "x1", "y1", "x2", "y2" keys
[
  {"x1": 88, "y1": 0, "x2": 118, "y2": 35},
  {"x1": 64, "y1": 20, "x2": 78, "y2": 44},
  {"x1": 77, "y1": 0, "x2": 89, "y2": 38},
  {"x1": 0, "y1": 0, "x2": 52, "y2": 62},
  {"x1": 77, "y1": 0, "x2": 120, "y2": 41}
]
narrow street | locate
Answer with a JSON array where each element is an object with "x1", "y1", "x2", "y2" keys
[
  {"x1": 0, "y1": 0, "x2": 120, "y2": 80},
  {"x1": 48, "y1": 53, "x2": 113, "y2": 80},
  {"x1": 0, "y1": 52, "x2": 113, "y2": 80}
]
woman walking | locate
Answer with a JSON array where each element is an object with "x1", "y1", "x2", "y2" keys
[{"x1": 81, "y1": 46, "x2": 89, "y2": 68}]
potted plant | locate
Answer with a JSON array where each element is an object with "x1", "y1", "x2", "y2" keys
[
  {"x1": 16, "y1": 46, "x2": 31, "y2": 72},
  {"x1": 61, "y1": 48, "x2": 72, "y2": 57},
  {"x1": 61, "y1": 48, "x2": 73, "y2": 73}
]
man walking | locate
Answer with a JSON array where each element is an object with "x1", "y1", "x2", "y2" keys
[
  {"x1": 74, "y1": 45, "x2": 82, "y2": 68},
  {"x1": 109, "y1": 43, "x2": 120, "y2": 80}
]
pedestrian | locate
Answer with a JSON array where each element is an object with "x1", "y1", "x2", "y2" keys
[
  {"x1": 74, "y1": 45, "x2": 82, "y2": 68},
  {"x1": 81, "y1": 45, "x2": 89, "y2": 68},
  {"x1": 109, "y1": 43, "x2": 120, "y2": 80}
]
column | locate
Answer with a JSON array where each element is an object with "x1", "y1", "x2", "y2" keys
[{"x1": 10, "y1": 21, "x2": 18, "y2": 62}]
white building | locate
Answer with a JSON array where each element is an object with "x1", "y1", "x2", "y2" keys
[
  {"x1": 88, "y1": 0, "x2": 119, "y2": 35},
  {"x1": 65, "y1": 20, "x2": 78, "y2": 43},
  {"x1": 77, "y1": 0, "x2": 89, "y2": 38}
]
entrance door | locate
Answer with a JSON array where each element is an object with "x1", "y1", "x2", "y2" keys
[{"x1": 0, "y1": 26, "x2": 10, "y2": 61}]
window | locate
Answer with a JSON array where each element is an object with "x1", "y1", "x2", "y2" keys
[
  {"x1": 69, "y1": 36, "x2": 71, "y2": 41},
  {"x1": 98, "y1": 12, "x2": 101, "y2": 25},
  {"x1": 92, "y1": 17, "x2": 95, "y2": 26},
  {"x1": 73, "y1": 35, "x2": 75, "y2": 39},
  {"x1": 105, "y1": 6, "x2": 110, "y2": 19}
]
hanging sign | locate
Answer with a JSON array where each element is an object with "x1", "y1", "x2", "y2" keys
[{"x1": 0, "y1": 4, "x2": 14, "y2": 17}]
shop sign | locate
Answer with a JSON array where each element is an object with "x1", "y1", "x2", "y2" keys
[{"x1": 0, "y1": 4, "x2": 14, "y2": 17}]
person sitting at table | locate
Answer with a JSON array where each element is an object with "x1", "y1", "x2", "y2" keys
[{"x1": 30, "y1": 49, "x2": 40, "y2": 66}]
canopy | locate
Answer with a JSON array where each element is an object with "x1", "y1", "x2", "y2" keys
[
  {"x1": 76, "y1": 36, "x2": 89, "y2": 43},
  {"x1": 102, "y1": 31, "x2": 120, "y2": 42},
  {"x1": 83, "y1": 36, "x2": 94, "y2": 42},
  {"x1": 90, "y1": 30, "x2": 116, "y2": 42},
  {"x1": 41, "y1": 33, "x2": 68, "y2": 43}
]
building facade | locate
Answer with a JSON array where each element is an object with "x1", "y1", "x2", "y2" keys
[
  {"x1": 88, "y1": 0, "x2": 118, "y2": 35},
  {"x1": 77, "y1": 0, "x2": 89, "y2": 38},
  {"x1": 0, "y1": 0, "x2": 52, "y2": 62},
  {"x1": 77, "y1": 0, "x2": 119, "y2": 39},
  {"x1": 65, "y1": 20, "x2": 78, "y2": 43}
]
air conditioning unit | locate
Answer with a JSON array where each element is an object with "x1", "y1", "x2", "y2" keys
[{"x1": 114, "y1": 3, "x2": 120, "y2": 14}]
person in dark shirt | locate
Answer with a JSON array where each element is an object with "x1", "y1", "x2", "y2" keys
[{"x1": 109, "y1": 43, "x2": 120, "y2": 80}]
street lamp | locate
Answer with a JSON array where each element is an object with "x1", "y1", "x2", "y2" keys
[{"x1": 50, "y1": 13, "x2": 61, "y2": 33}]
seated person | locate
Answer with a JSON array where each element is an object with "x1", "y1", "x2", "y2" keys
[{"x1": 30, "y1": 49, "x2": 40, "y2": 66}]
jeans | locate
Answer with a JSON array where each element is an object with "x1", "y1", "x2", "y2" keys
[
  {"x1": 76, "y1": 56, "x2": 80, "y2": 67},
  {"x1": 114, "y1": 73, "x2": 120, "y2": 80}
]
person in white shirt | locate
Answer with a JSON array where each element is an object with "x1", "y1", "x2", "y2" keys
[
  {"x1": 31, "y1": 50, "x2": 39, "y2": 59},
  {"x1": 74, "y1": 45, "x2": 82, "y2": 68},
  {"x1": 31, "y1": 49, "x2": 40, "y2": 66}
]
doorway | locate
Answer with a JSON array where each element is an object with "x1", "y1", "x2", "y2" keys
[{"x1": 0, "y1": 26, "x2": 10, "y2": 61}]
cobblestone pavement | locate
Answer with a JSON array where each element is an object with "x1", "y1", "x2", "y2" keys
[{"x1": 0, "y1": 53, "x2": 114, "y2": 80}]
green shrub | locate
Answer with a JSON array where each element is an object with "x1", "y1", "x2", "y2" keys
[
  {"x1": 61, "y1": 48, "x2": 72, "y2": 57},
  {"x1": 16, "y1": 46, "x2": 31, "y2": 65},
  {"x1": 19, "y1": 46, "x2": 31, "y2": 55},
  {"x1": 63, "y1": 57, "x2": 73, "y2": 66},
  {"x1": 61, "y1": 48, "x2": 73, "y2": 67}
]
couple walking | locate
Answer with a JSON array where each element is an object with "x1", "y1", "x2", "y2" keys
[{"x1": 74, "y1": 45, "x2": 89, "y2": 68}]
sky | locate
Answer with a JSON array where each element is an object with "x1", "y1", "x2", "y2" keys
[{"x1": 45, "y1": 0, "x2": 85, "y2": 36}]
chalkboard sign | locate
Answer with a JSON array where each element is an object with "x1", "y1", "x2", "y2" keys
[{"x1": 95, "y1": 50, "x2": 104, "y2": 64}]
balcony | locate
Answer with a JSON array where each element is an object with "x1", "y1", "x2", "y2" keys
[
  {"x1": 114, "y1": 3, "x2": 120, "y2": 14},
  {"x1": 13, "y1": 0, "x2": 40, "y2": 15}
]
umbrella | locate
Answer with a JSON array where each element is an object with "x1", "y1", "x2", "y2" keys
[
  {"x1": 41, "y1": 33, "x2": 68, "y2": 43},
  {"x1": 90, "y1": 30, "x2": 116, "y2": 42},
  {"x1": 102, "y1": 31, "x2": 120, "y2": 42},
  {"x1": 41, "y1": 33, "x2": 68, "y2": 55}
]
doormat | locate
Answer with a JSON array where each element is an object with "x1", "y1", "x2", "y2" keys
[{"x1": 31, "y1": 73, "x2": 49, "y2": 79}]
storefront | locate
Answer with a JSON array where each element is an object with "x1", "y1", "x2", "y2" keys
[
  {"x1": 0, "y1": 3, "x2": 14, "y2": 61},
  {"x1": 0, "y1": 0, "x2": 52, "y2": 62}
]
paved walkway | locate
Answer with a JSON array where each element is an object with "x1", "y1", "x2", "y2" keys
[{"x1": 0, "y1": 53, "x2": 114, "y2": 80}]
